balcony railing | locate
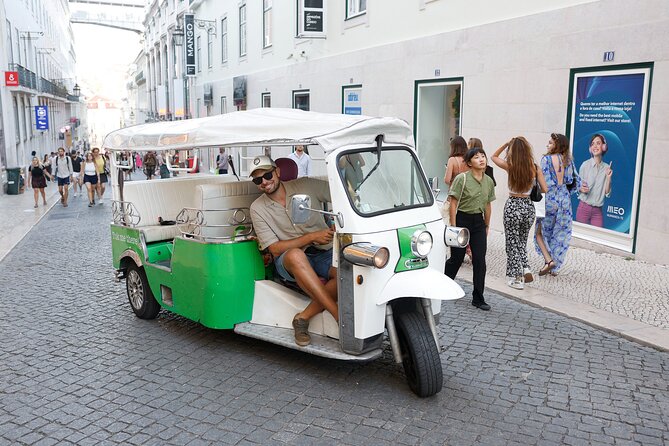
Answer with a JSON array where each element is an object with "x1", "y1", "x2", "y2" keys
[
  {"x1": 9, "y1": 63, "x2": 37, "y2": 90},
  {"x1": 39, "y1": 78, "x2": 69, "y2": 99}
]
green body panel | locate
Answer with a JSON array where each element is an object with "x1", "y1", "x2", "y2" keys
[
  {"x1": 145, "y1": 238, "x2": 265, "y2": 329},
  {"x1": 111, "y1": 225, "x2": 144, "y2": 269},
  {"x1": 394, "y1": 224, "x2": 430, "y2": 272},
  {"x1": 146, "y1": 241, "x2": 173, "y2": 263}
]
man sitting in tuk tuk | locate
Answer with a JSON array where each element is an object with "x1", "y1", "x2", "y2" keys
[{"x1": 249, "y1": 156, "x2": 338, "y2": 347}]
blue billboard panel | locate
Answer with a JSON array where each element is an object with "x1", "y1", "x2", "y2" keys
[{"x1": 35, "y1": 105, "x2": 49, "y2": 130}]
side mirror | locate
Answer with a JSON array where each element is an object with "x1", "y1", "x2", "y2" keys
[
  {"x1": 428, "y1": 177, "x2": 440, "y2": 197},
  {"x1": 290, "y1": 194, "x2": 312, "y2": 224}
]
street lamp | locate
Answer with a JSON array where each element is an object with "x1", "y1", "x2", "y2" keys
[
  {"x1": 73, "y1": 84, "x2": 81, "y2": 98},
  {"x1": 172, "y1": 23, "x2": 189, "y2": 120},
  {"x1": 172, "y1": 25, "x2": 184, "y2": 46}
]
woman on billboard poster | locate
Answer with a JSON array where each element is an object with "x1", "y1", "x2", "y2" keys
[{"x1": 575, "y1": 133, "x2": 613, "y2": 227}]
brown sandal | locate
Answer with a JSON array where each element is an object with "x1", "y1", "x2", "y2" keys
[{"x1": 539, "y1": 260, "x2": 555, "y2": 276}]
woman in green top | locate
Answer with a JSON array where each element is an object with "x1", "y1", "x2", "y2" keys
[{"x1": 444, "y1": 148, "x2": 496, "y2": 311}]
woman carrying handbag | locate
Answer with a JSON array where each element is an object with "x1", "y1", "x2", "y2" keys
[
  {"x1": 444, "y1": 148, "x2": 496, "y2": 311},
  {"x1": 492, "y1": 137, "x2": 547, "y2": 290}
]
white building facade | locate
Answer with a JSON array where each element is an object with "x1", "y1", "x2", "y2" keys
[
  {"x1": 0, "y1": 0, "x2": 84, "y2": 193},
  {"x1": 138, "y1": 0, "x2": 669, "y2": 265}
]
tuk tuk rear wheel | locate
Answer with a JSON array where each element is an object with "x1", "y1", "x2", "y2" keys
[
  {"x1": 126, "y1": 263, "x2": 160, "y2": 319},
  {"x1": 395, "y1": 311, "x2": 443, "y2": 397}
]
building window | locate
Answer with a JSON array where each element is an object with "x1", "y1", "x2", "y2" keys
[
  {"x1": 346, "y1": 0, "x2": 366, "y2": 19},
  {"x1": 220, "y1": 96, "x2": 227, "y2": 114},
  {"x1": 196, "y1": 35, "x2": 201, "y2": 72},
  {"x1": 292, "y1": 90, "x2": 310, "y2": 111},
  {"x1": 297, "y1": 0, "x2": 325, "y2": 38},
  {"x1": 221, "y1": 17, "x2": 228, "y2": 63},
  {"x1": 239, "y1": 4, "x2": 247, "y2": 57},
  {"x1": 13, "y1": 97, "x2": 20, "y2": 143},
  {"x1": 262, "y1": 92, "x2": 271, "y2": 108},
  {"x1": 197, "y1": 98, "x2": 201, "y2": 118},
  {"x1": 207, "y1": 31, "x2": 213, "y2": 68},
  {"x1": 263, "y1": 0, "x2": 272, "y2": 48}
]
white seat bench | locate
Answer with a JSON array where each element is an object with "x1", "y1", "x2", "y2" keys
[
  {"x1": 194, "y1": 180, "x2": 262, "y2": 240},
  {"x1": 120, "y1": 175, "x2": 237, "y2": 243}
]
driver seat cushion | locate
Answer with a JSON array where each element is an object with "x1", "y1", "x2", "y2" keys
[{"x1": 275, "y1": 157, "x2": 298, "y2": 182}]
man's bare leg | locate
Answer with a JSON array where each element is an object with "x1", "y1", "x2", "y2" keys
[{"x1": 283, "y1": 248, "x2": 339, "y2": 321}]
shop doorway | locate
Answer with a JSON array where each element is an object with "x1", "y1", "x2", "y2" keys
[{"x1": 414, "y1": 78, "x2": 463, "y2": 202}]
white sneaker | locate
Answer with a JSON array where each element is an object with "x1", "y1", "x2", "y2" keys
[
  {"x1": 73, "y1": 192, "x2": 78, "y2": 197},
  {"x1": 523, "y1": 267, "x2": 534, "y2": 283},
  {"x1": 507, "y1": 276, "x2": 524, "y2": 290}
]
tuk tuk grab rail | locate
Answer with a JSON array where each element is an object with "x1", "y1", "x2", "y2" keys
[
  {"x1": 111, "y1": 200, "x2": 141, "y2": 227},
  {"x1": 176, "y1": 207, "x2": 255, "y2": 242}
]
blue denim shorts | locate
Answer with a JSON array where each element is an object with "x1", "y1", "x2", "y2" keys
[
  {"x1": 57, "y1": 177, "x2": 71, "y2": 186},
  {"x1": 275, "y1": 247, "x2": 333, "y2": 282}
]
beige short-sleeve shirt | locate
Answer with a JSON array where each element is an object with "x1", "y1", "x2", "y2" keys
[{"x1": 250, "y1": 177, "x2": 332, "y2": 251}]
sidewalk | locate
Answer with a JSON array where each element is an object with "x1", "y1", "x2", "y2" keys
[
  {"x1": 1, "y1": 189, "x2": 667, "y2": 351},
  {"x1": 0, "y1": 184, "x2": 66, "y2": 262},
  {"x1": 457, "y1": 230, "x2": 669, "y2": 351}
]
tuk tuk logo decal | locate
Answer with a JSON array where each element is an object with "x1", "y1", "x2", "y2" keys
[
  {"x1": 395, "y1": 225, "x2": 430, "y2": 273},
  {"x1": 112, "y1": 232, "x2": 140, "y2": 247}
]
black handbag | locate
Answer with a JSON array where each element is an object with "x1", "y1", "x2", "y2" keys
[
  {"x1": 566, "y1": 162, "x2": 578, "y2": 192},
  {"x1": 530, "y1": 166, "x2": 542, "y2": 202}
]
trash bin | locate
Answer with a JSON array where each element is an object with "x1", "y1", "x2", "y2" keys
[{"x1": 6, "y1": 167, "x2": 22, "y2": 195}]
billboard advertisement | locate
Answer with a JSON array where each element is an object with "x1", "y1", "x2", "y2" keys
[
  {"x1": 568, "y1": 64, "x2": 652, "y2": 252},
  {"x1": 342, "y1": 85, "x2": 362, "y2": 115},
  {"x1": 35, "y1": 106, "x2": 49, "y2": 131}
]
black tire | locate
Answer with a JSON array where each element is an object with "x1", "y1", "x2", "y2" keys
[
  {"x1": 126, "y1": 263, "x2": 160, "y2": 319},
  {"x1": 395, "y1": 311, "x2": 443, "y2": 397}
]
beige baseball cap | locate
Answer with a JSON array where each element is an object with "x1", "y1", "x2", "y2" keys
[{"x1": 249, "y1": 155, "x2": 276, "y2": 177}]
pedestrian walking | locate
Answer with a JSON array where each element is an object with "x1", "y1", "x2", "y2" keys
[
  {"x1": 444, "y1": 148, "x2": 496, "y2": 311},
  {"x1": 82, "y1": 152, "x2": 100, "y2": 207},
  {"x1": 42, "y1": 154, "x2": 52, "y2": 179},
  {"x1": 444, "y1": 136, "x2": 469, "y2": 195},
  {"x1": 70, "y1": 150, "x2": 83, "y2": 197},
  {"x1": 27, "y1": 156, "x2": 52, "y2": 208},
  {"x1": 468, "y1": 137, "x2": 497, "y2": 186},
  {"x1": 492, "y1": 137, "x2": 547, "y2": 290},
  {"x1": 53, "y1": 147, "x2": 74, "y2": 207},
  {"x1": 158, "y1": 152, "x2": 171, "y2": 179},
  {"x1": 534, "y1": 133, "x2": 580, "y2": 276},
  {"x1": 143, "y1": 151, "x2": 157, "y2": 180},
  {"x1": 288, "y1": 145, "x2": 311, "y2": 177},
  {"x1": 92, "y1": 147, "x2": 108, "y2": 204},
  {"x1": 216, "y1": 148, "x2": 229, "y2": 174}
]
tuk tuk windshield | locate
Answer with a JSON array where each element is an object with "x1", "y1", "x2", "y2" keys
[{"x1": 337, "y1": 147, "x2": 434, "y2": 216}]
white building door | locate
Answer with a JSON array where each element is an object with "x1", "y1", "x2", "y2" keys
[{"x1": 414, "y1": 78, "x2": 462, "y2": 202}]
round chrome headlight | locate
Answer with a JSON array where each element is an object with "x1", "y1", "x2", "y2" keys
[
  {"x1": 410, "y1": 230, "x2": 433, "y2": 258},
  {"x1": 444, "y1": 226, "x2": 470, "y2": 248}
]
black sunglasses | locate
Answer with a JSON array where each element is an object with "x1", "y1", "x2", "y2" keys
[{"x1": 252, "y1": 169, "x2": 275, "y2": 185}]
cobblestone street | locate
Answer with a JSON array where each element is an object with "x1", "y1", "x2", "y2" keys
[{"x1": 1, "y1": 196, "x2": 668, "y2": 445}]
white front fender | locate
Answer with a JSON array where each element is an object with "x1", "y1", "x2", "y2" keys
[{"x1": 377, "y1": 268, "x2": 465, "y2": 305}]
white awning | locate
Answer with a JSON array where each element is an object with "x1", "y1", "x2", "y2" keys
[{"x1": 102, "y1": 108, "x2": 414, "y2": 153}]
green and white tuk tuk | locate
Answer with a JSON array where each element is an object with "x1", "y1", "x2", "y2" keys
[{"x1": 105, "y1": 108, "x2": 468, "y2": 397}]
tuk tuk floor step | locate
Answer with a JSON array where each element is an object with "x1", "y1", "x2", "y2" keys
[{"x1": 234, "y1": 322, "x2": 382, "y2": 362}]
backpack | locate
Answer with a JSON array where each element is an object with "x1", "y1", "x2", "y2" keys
[{"x1": 54, "y1": 156, "x2": 72, "y2": 176}]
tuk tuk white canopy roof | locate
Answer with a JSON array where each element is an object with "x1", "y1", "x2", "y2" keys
[{"x1": 102, "y1": 108, "x2": 414, "y2": 153}]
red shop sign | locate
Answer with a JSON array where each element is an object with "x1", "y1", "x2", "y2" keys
[{"x1": 5, "y1": 71, "x2": 19, "y2": 86}]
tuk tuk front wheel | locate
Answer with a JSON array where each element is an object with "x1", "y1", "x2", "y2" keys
[
  {"x1": 126, "y1": 263, "x2": 160, "y2": 319},
  {"x1": 395, "y1": 311, "x2": 443, "y2": 397}
]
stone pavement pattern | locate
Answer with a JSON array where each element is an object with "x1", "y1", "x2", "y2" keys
[
  {"x1": 466, "y1": 230, "x2": 669, "y2": 330},
  {"x1": 1, "y1": 197, "x2": 669, "y2": 445}
]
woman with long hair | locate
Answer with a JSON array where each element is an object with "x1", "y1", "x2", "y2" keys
[
  {"x1": 42, "y1": 154, "x2": 52, "y2": 179},
  {"x1": 492, "y1": 137, "x2": 547, "y2": 290},
  {"x1": 444, "y1": 136, "x2": 469, "y2": 193},
  {"x1": 27, "y1": 157, "x2": 52, "y2": 208},
  {"x1": 534, "y1": 133, "x2": 580, "y2": 276},
  {"x1": 82, "y1": 151, "x2": 100, "y2": 207}
]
